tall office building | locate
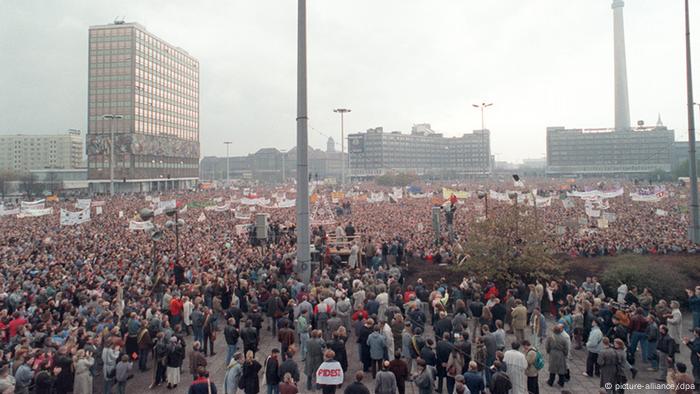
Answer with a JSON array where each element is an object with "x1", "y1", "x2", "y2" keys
[
  {"x1": 0, "y1": 130, "x2": 84, "y2": 173},
  {"x1": 87, "y1": 21, "x2": 199, "y2": 193}
]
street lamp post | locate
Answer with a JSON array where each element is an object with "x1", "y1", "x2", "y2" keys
[
  {"x1": 165, "y1": 207, "x2": 184, "y2": 265},
  {"x1": 103, "y1": 114, "x2": 123, "y2": 196},
  {"x1": 508, "y1": 191, "x2": 519, "y2": 241},
  {"x1": 333, "y1": 108, "x2": 351, "y2": 185},
  {"x1": 297, "y1": 0, "x2": 311, "y2": 284},
  {"x1": 472, "y1": 103, "x2": 493, "y2": 178},
  {"x1": 223, "y1": 141, "x2": 232, "y2": 187},
  {"x1": 685, "y1": 0, "x2": 700, "y2": 243}
]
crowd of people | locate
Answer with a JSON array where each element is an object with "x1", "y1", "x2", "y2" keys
[{"x1": 0, "y1": 178, "x2": 697, "y2": 394}]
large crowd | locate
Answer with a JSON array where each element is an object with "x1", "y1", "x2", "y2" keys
[{"x1": 0, "y1": 178, "x2": 698, "y2": 394}]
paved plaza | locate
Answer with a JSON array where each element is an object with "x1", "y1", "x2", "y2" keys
[{"x1": 119, "y1": 315, "x2": 695, "y2": 394}]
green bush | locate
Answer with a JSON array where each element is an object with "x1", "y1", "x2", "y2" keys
[{"x1": 600, "y1": 258, "x2": 689, "y2": 303}]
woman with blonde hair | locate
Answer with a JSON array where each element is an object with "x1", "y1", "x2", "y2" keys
[
  {"x1": 73, "y1": 349, "x2": 94, "y2": 394},
  {"x1": 240, "y1": 350, "x2": 262, "y2": 394}
]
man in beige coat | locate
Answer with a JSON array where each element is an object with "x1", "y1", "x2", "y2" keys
[{"x1": 511, "y1": 299, "x2": 528, "y2": 343}]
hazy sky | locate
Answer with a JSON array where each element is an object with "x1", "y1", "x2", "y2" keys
[{"x1": 0, "y1": 0, "x2": 696, "y2": 162}]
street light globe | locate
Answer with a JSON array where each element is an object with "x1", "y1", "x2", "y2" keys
[{"x1": 139, "y1": 208, "x2": 154, "y2": 221}]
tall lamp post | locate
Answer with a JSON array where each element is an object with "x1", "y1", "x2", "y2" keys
[
  {"x1": 223, "y1": 141, "x2": 232, "y2": 187},
  {"x1": 103, "y1": 114, "x2": 123, "y2": 196},
  {"x1": 139, "y1": 208, "x2": 162, "y2": 273},
  {"x1": 472, "y1": 103, "x2": 493, "y2": 177},
  {"x1": 333, "y1": 108, "x2": 351, "y2": 185},
  {"x1": 296, "y1": 0, "x2": 311, "y2": 283},
  {"x1": 165, "y1": 207, "x2": 185, "y2": 265},
  {"x1": 685, "y1": 0, "x2": 700, "y2": 243}
]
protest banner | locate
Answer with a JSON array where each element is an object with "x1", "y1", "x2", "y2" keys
[{"x1": 60, "y1": 208, "x2": 91, "y2": 226}]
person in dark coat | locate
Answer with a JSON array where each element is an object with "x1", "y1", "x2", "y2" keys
[
  {"x1": 241, "y1": 320, "x2": 259, "y2": 356},
  {"x1": 357, "y1": 319, "x2": 374, "y2": 372},
  {"x1": 278, "y1": 346, "x2": 301, "y2": 384},
  {"x1": 597, "y1": 337, "x2": 624, "y2": 394},
  {"x1": 434, "y1": 311, "x2": 453, "y2": 339},
  {"x1": 488, "y1": 361, "x2": 512, "y2": 394},
  {"x1": 343, "y1": 371, "x2": 371, "y2": 394},
  {"x1": 53, "y1": 347, "x2": 74, "y2": 394},
  {"x1": 240, "y1": 351, "x2": 263, "y2": 394},
  {"x1": 435, "y1": 333, "x2": 453, "y2": 393},
  {"x1": 305, "y1": 329, "x2": 326, "y2": 390},
  {"x1": 327, "y1": 329, "x2": 349, "y2": 372},
  {"x1": 34, "y1": 363, "x2": 61, "y2": 394},
  {"x1": 264, "y1": 349, "x2": 281, "y2": 393},
  {"x1": 188, "y1": 369, "x2": 218, "y2": 394},
  {"x1": 388, "y1": 352, "x2": 409, "y2": 394}
]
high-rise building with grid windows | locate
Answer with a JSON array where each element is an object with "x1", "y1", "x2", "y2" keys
[{"x1": 87, "y1": 21, "x2": 199, "y2": 193}]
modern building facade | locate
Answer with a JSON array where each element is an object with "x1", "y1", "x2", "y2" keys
[
  {"x1": 0, "y1": 130, "x2": 84, "y2": 173},
  {"x1": 672, "y1": 141, "x2": 700, "y2": 171},
  {"x1": 87, "y1": 21, "x2": 199, "y2": 193},
  {"x1": 348, "y1": 124, "x2": 491, "y2": 178},
  {"x1": 546, "y1": 125, "x2": 674, "y2": 175},
  {"x1": 545, "y1": 1, "x2": 676, "y2": 176}
]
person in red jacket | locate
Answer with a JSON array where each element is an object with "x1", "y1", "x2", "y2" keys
[
  {"x1": 170, "y1": 297, "x2": 184, "y2": 327},
  {"x1": 8, "y1": 311, "x2": 28, "y2": 338}
]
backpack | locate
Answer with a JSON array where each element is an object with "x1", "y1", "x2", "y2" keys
[{"x1": 531, "y1": 348, "x2": 545, "y2": 370}]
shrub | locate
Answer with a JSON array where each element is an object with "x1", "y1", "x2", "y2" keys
[{"x1": 600, "y1": 258, "x2": 689, "y2": 303}]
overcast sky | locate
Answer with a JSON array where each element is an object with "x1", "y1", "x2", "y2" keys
[{"x1": 0, "y1": 0, "x2": 696, "y2": 163}]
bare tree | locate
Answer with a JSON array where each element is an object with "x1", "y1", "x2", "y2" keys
[
  {"x1": 46, "y1": 171, "x2": 60, "y2": 195},
  {"x1": 0, "y1": 171, "x2": 19, "y2": 200},
  {"x1": 19, "y1": 173, "x2": 37, "y2": 199}
]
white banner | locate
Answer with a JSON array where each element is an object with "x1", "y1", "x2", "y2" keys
[
  {"x1": 235, "y1": 223, "x2": 252, "y2": 235},
  {"x1": 562, "y1": 198, "x2": 575, "y2": 209},
  {"x1": 567, "y1": 188, "x2": 624, "y2": 200},
  {"x1": 60, "y1": 208, "x2": 91, "y2": 226},
  {"x1": 655, "y1": 209, "x2": 668, "y2": 216},
  {"x1": 91, "y1": 200, "x2": 106, "y2": 207},
  {"x1": 276, "y1": 199, "x2": 295, "y2": 209},
  {"x1": 21, "y1": 200, "x2": 45, "y2": 210},
  {"x1": 602, "y1": 212, "x2": 617, "y2": 222},
  {"x1": 214, "y1": 203, "x2": 230, "y2": 212},
  {"x1": 597, "y1": 218, "x2": 609, "y2": 228},
  {"x1": 0, "y1": 207, "x2": 20, "y2": 216},
  {"x1": 535, "y1": 196, "x2": 552, "y2": 208},
  {"x1": 118, "y1": 211, "x2": 124, "y2": 218},
  {"x1": 367, "y1": 192, "x2": 385, "y2": 203},
  {"x1": 129, "y1": 220, "x2": 154, "y2": 231},
  {"x1": 197, "y1": 212, "x2": 207, "y2": 222},
  {"x1": 489, "y1": 190, "x2": 511, "y2": 202},
  {"x1": 585, "y1": 206, "x2": 601, "y2": 217},
  {"x1": 240, "y1": 197, "x2": 264, "y2": 206},
  {"x1": 154, "y1": 199, "x2": 176, "y2": 215},
  {"x1": 389, "y1": 187, "x2": 403, "y2": 200},
  {"x1": 17, "y1": 207, "x2": 53, "y2": 218},
  {"x1": 316, "y1": 361, "x2": 344, "y2": 385},
  {"x1": 75, "y1": 199, "x2": 92, "y2": 210},
  {"x1": 235, "y1": 212, "x2": 251, "y2": 220},
  {"x1": 630, "y1": 192, "x2": 665, "y2": 203},
  {"x1": 409, "y1": 193, "x2": 431, "y2": 199},
  {"x1": 95, "y1": 206, "x2": 103, "y2": 215}
]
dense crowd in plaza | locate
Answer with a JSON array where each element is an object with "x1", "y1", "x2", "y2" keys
[{"x1": 0, "y1": 179, "x2": 698, "y2": 394}]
